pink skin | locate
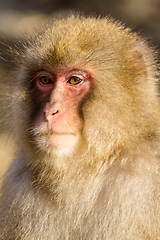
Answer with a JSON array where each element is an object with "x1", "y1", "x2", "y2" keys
[{"x1": 34, "y1": 68, "x2": 92, "y2": 149}]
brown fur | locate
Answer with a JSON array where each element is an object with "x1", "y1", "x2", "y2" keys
[{"x1": 1, "y1": 15, "x2": 160, "y2": 239}]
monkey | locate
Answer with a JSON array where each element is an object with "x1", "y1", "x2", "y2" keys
[{"x1": 0, "y1": 15, "x2": 160, "y2": 240}]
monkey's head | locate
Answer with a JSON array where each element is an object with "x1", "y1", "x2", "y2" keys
[{"x1": 10, "y1": 16, "x2": 159, "y2": 168}]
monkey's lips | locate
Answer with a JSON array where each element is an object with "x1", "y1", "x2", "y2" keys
[
  {"x1": 38, "y1": 131, "x2": 79, "y2": 149},
  {"x1": 34, "y1": 118, "x2": 81, "y2": 149},
  {"x1": 39, "y1": 132, "x2": 76, "y2": 136}
]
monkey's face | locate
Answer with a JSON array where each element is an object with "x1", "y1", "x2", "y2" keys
[
  {"x1": 33, "y1": 68, "x2": 93, "y2": 151},
  {"x1": 12, "y1": 16, "x2": 158, "y2": 162}
]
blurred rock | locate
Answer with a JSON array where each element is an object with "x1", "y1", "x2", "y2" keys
[{"x1": 0, "y1": 10, "x2": 47, "y2": 38}]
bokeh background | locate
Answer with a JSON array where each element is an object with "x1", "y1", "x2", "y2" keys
[{"x1": 1, "y1": 0, "x2": 160, "y2": 179}]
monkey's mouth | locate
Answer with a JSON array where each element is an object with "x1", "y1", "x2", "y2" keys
[
  {"x1": 38, "y1": 132, "x2": 76, "y2": 136},
  {"x1": 36, "y1": 131, "x2": 79, "y2": 149}
]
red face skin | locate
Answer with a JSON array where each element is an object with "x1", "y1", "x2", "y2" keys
[{"x1": 34, "y1": 68, "x2": 92, "y2": 149}]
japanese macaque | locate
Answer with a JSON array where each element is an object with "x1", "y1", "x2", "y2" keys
[{"x1": 1, "y1": 15, "x2": 160, "y2": 240}]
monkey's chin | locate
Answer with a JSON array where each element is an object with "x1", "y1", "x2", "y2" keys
[
  {"x1": 35, "y1": 130, "x2": 81, "y2": 157},
  {"x1": 47, "y1": 132, "x2": 79, "y2": 149}
]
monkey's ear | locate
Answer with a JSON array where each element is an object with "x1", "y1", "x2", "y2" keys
[{"x1": 130, "y1": 49, "x2": 147, "y2": 82}]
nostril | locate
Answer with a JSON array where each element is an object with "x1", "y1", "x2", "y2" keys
[{"x1": 52, "y1": 110, "x2": 59, "y2": 116}]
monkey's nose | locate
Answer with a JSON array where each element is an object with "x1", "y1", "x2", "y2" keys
[
  {"x1": 52, "y1": 110, "x2": 59, "y2": 115},
  {"x1": 44, "y1": 107, "x2": 59, "y2": 122},
  {"x1": 44, "y1": 102, "x2": 60, "y2": 118}
]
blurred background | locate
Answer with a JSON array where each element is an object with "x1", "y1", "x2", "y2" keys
[{"x1": 0, "y1": 0, "x2": 160, "y2": 178}]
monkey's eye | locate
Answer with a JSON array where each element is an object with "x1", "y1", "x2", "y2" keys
[
  {"x1": 68, "y1": 77, "x2": 83, "y2": 85},
  {"x1": 40, "y1": 76, "x2": 52, "y2": 85}
]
